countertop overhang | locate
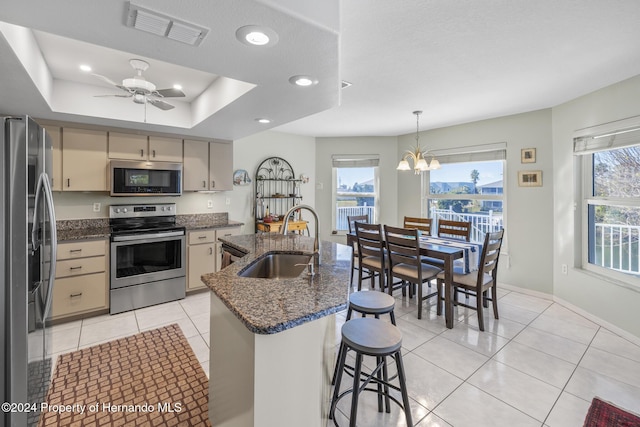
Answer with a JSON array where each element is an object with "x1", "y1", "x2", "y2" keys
[{"x1": 202, "y1": 234, "x2": 351, "y2": 335}]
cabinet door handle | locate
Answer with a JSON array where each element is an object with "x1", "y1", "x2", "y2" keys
[
  {"x1": 211, "y1": 180, "x2": 215, "y2": 188},
  {"x1": 152, "y1": 150, "x2": 156, "y2": 158},
  {"x1": 69, "y1": 266, "x2": 83, "y2": 271},
  {"x1": 198, "y1": 235, "x2": 207, "y2": 239},
  {"x1": 69, "y1": 249, "x2": 82, "y2": 253},
  {"x1": 70, "y1": 292, "x2": 83, "y2": 298},
  {"x1": 209, "y1": 247, "x2": 213, "y2": 255},
  {"x1": 202, "y1": 180, "x2": 206, "y2": 188},
  {"x1": 140, "y1": 149, "x2": 144, "y2": 157},
  {"x1": 67, "y1": 178, "x2": 70, "y2": 188}
]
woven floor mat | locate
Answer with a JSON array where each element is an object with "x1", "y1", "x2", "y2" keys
[{"x1": 39, "y1": 324, "x2": 211, "y2": 426}]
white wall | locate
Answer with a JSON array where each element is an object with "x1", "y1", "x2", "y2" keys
[
  {"x1": 396, "y1": 110, "x2": 554, "y2": 294},
  {"x1": 552, "y1": 75, "x2": 640, "y2": 338},
  {"x1": 227, "y1": 130, "x2": 316, "y2": 234},
  {"x1": 315, "y1": 136, "x2": 399, "y2": 244}
]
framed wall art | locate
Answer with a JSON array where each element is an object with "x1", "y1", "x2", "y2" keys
[
  {"x1": 518, "y1": 170, "x2": 542, "y2": 187},
  {"x1": 521, "y1": 148, "x2": 536, "y2": 163}
]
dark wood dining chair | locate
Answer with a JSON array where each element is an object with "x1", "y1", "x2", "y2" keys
[
  {"x1": 384, "y1": 225, "x2": 443, "y2": 318},
  {"x1": 437, "y1": 219, "x2": 472, "y2": 241},
  {"x1": 347, "y1": 215, "x2": 369, "y2": 285},
  {"x1": 403, "y1": 216, "x2": 432, "y2": 235},
  {"x1": 355, "y1": 222, "x2": 386, "y2": 291},
  {"x1": 436, "y1": 229, "x2": 504, "y2": 331}
]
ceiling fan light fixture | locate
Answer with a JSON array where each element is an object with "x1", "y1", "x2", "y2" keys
[{"x1": 122, "y1": 77, "x2": 156, "y2": 93}]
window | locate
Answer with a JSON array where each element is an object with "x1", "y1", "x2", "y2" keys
[
  {"x1": 423, "y1": 144, "x2": 506, "y2": 243},
  {"x1": 575, "y1": 118, "x2": 640, "y2": 280},
  {"x1": 332, "y1": 155, "x2": 379, "y2": 233}
]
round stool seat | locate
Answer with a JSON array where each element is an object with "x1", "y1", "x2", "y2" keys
[
  {"x1": 341, "y1": 317, "x2": 402, "y2": 356},
  {"x1": 349, "y1": 291, "x2": 395, "y2": 316}
]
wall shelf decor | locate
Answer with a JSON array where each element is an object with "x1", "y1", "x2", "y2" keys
[{"x1": 254, "y1": 157, "x2": 306, "y2": 233}]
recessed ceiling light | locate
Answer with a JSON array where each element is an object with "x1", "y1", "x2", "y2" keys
[
  {"x1": 289, "y1": 75, "x2": 318, "y2": 87},
  {"x1": 79, "y1": 64, "x2": 92, "y2": 72},
  {"x1": 173, "y1": 84, "x2": 182, "y2": 90},
  {"x1": 256, "y1": 118, "x2": 271, "y2": 124},
  {"x1": 236, "y1": 25, "x2": 279, "y2": 47}
]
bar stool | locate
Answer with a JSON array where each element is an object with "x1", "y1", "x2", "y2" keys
[
  {"x1": 332, "y1": 291, "x2": 396, "y2": 386},
  {"x1": 329, "y1": 317, "x2": 412, "y2": 427}
]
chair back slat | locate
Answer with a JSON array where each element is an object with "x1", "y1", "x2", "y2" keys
[
  {"x1": 355, "y1": 222, "x2": 385, "y2": 260},
  {"x1": 478, "y1": 229, "x2": 504, "y2": 283},
  {"x1": 437, "y1": 219, "x2": 471, "y2": 241},
  {"x1": 384, "y1": 226, "x2": 421, "y2": 270},
  {"x1": 403, "y1": 216, "x2": 432, "y2": 235},
  {"x1": 347, "y1": 215, "x2": 369, "y2": 234}
]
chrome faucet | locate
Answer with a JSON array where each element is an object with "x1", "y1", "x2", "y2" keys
[{"x1": 281, "y1": 204, "x2": 320, "y2": 267}]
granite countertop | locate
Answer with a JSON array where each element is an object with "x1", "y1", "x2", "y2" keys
[
  {"x1": 202, "y1": 234, "x2": 351, "y2": 335},
  {"x1": 56, "y1": 214, "x2": 243, "y2": 241}
]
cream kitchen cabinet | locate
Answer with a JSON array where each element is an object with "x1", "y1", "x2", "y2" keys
[
  {"x1": 109, "y1": 132, "x2": 182, "y2": 162},
  {"x1": 52, "y1": 239, "x2": 109, "y2": 320},
  {"x1": 183, "y1": 139, "x2": 233, "y2": 191},
  {"x1": 61, "y1": 128, "x2": 108, "y2": 191},
  {"x1": 186, "y1": 226, "x2": 242, "y2": 291},
  {"x1": 44, "y1": 125, "x2": 63, "y2": 191}
]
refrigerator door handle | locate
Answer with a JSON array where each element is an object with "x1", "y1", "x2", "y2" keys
[
  {"x1": 41, "y1": 172, "x2": 57, "y2": 319},
  {"x1": 31, "y1": 171, "x2": 45, "y2": 252}
]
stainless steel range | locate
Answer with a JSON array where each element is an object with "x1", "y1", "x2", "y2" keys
[{"x1": 109, "y1": 203, "x2": 185, "y2": 314}]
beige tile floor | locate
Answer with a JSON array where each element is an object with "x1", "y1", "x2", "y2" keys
[{"x1": 47, "y1": 287, "x2": 640, "y2": 426}]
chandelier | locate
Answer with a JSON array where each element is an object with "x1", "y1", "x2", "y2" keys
[{"x1": 397, "y1": 110, "x2": 440, "y2": 174}]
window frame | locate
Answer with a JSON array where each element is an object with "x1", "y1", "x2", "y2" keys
[
  {"x1": 331, "y1": 155, "x2": 380, "y2": 235},
  {"x1": 421, "y1": 143, "x2": 507, "y2": 244}
]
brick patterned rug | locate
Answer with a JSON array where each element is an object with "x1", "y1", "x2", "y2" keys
[
  {"x1": 39, "y1": 324, "x2": 211, "y2": 426},
  {"x1": 583, "y1": 397, "x2": 640, "y2": 427}
]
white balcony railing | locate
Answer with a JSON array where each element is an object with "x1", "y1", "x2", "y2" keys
[
  {"x1": 336, "y1": 206, "x2": 375, "y2": 231},
  {"x1": 594, "y1": 222, "x2": 640, "y2": 275},
  {"x1": 430, "y1": 208, "x2": 504, "y2": 243}
]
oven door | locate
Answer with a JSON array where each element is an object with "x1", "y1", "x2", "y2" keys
[{"x1": 110, "y1": 230, "x2": 186, "y2": 289}]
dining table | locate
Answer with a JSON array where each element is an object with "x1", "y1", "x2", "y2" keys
[{"x1": 347, "y1": 231, "x2": 466, "y2": 329}]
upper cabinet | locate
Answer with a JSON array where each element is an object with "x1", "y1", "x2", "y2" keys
[
  {"x1": 108, "y1": 132, "x2": 182, "y2": 162},
  {"x1": 183, "y1": 140, "x2": 233, "y2": 191},
  {"x1": 61, "y1": 128, "x2": 108, "y2": 192},
  {"x1": 44, "y1": 125, "x2": 62, "y2": 191}
]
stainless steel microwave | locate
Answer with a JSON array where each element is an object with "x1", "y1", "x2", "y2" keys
[{"x1": 110, "y1": 160, "x2": 182, "y2": 196}]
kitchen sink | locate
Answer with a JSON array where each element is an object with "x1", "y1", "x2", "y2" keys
[{"x1": 238, "y1": 253, "x2": 312, "y2": 279}]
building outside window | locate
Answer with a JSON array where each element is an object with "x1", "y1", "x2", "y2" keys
[
  {"x1": 575, "y1": 119, "x2": 640, "y2": 280},
  {"x1": 331, "y1": 154, "x2": 379, "y2": 233},
  {"x1": 423, "y1": 144, "x2": 506, "y2": 243}
]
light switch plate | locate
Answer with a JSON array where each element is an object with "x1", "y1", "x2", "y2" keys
[{"x1": 207, "y1": 200, "x2": 213, "y2": 208}]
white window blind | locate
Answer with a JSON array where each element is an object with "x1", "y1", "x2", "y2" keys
[
  {"x1": 574, "y1": 115, "x2": 640, "y2": 155},
  {"x1": 429, "y1": 142, "x2": 506, "y2": 164},
  {"x1": 331, "y1": 154, "x2": 380, "y2": 168}
]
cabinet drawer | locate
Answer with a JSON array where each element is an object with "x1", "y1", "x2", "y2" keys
[
  {"x1": 216, "y1": 226, "x2": 242, "y2": 239},
  {"x1": 52, "y1": 273, "x2": 107, "y2": 318},
  {"x1": 188, "y1": 230, "x2": 216, "y2": 245},
  {"x1": 56, "y1": 255, "x2": 106, "y2": 278},
  {"x1": 57, "y1": 240, "x2": 106, "y2": 260}
]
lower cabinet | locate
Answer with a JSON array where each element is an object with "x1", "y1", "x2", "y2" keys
[
  {"x1": 52, "y1": 239, "x2": 109, "y2": 320},
  {"x1": 187, "y1": 226, "x2": 242, "y2": 291}
]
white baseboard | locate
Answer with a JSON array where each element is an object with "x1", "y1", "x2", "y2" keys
[{"x1": 498, "y1": 281, "x2": 640, "y2": 346}]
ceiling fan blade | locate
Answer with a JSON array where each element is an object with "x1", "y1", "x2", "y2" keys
[
  {"x1": 148, "y1": 98, "x2": 175, "y2": 110},
  {"x1": 155, "y1": 88, "x2": 186, "y2": 98},
  {"x1": 94, "y1": 93, "x2": 132, "y2": 98}
]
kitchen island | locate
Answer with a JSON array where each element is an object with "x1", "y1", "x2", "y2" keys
[{"x1": 201, "y1": 233, "x2": 351, "y2": 427}]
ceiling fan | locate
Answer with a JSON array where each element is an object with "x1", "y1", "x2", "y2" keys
[{"x1": 93, "y1": 59, "x2": 185, "y2": 110}]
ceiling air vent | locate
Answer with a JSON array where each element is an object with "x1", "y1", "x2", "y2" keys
[{"x1": 126, "y1": 2, "x2": 209, "y2": 46}]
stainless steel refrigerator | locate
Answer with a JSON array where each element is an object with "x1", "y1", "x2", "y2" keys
[{"x1": 1, "y1": 116, "x2": 57, "y2": 427}]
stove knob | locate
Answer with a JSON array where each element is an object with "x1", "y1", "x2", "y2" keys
[
  {"x1": 115, "y1": 208, "x2": 120, "y2": 213},
  {"x1": 161, "y1": 206, "x2": 166, "y2": 211},
  {"x1": 123, "y1": 208, "x2": 128, "y2": 213},
  {"x1": 167, "y1": 206, "x2": 172, "y2": 211}
]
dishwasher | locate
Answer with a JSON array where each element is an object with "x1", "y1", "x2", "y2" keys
[{"x1": 220, "y1": 244, "x2": 247, "y2": 269}]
